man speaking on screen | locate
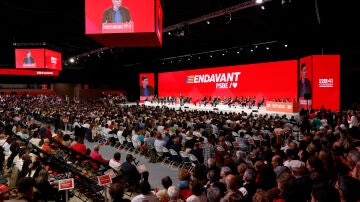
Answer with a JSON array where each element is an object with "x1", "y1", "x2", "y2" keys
[
  {"x1": 102, "y1": 0, "x2": 132, "y2": 24},
  {"x1": 23, "y1": 50, "x2": 35, "y2": 65},
  {"x1": 140, "y1": 76, "x2": 154, "y2": 96}
]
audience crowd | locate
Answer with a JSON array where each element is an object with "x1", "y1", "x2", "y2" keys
[{"x1": 0, "y1": 93, "x2": 360, "y2": 202}]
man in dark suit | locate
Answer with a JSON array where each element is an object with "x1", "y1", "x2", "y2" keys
[
  {"x1": 257, "y1": 96, "x2": 265, "y2": 109},
  {"x1": 299, "y1": 62, "x2": 312, "y2": 98},
  {"x1": 140, "y1": 76, "x2": 154, "y2": 96},
  {"x1": 23, "y1": 50, "x2": 35, "y2": 65},
  {"x1": 102, "y1": 0, "x2": 132, "y2": 24}
]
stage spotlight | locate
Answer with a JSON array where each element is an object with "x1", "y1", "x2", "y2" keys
[
  {"x1": 256, "y1": 0, "x2": 263, "y2": 4},
  {"x1": 206, "y1": 20, "x2": 210, "y2": 25},
  {"x1": 284, "y1": 44, "x2": 288, "y2": 47},
  {"x1": 69, "y1": 58, "x2": 75, "y2": 63}
]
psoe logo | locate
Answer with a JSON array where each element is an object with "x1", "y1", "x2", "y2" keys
[
  {"x1": 50, "y1": 56, "x2": 57, "y2": 65},
  {"x1": 318, "y1": 78, "x2": 333, "y2": 88}
]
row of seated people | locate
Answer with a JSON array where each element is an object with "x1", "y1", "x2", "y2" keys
[
  {"x1": 0, "y1": 124, "x2": 96, "y2": 201},
  {"x1": 0, "y1": 119, "x2": 126, "y2": 200},
  {"x1": 147, "y1": 95, "x2": 297, "y2": 107},
  {"x1": 147, "y1": 95, "x2": 266, "y2": 109}
]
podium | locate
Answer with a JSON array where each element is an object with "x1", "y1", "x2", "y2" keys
[{"x1": 102, "y1": 22, "x2": 134, "y2": 33}]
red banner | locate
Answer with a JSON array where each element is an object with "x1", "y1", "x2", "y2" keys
[
  {"x1": 0, "y1": 69, "x2": 59, "y2": 76},
  {"x1": 158, "y1": 60, "x2": 298, "y2": 102},
  {"x1": 311, "y1": 55, "x2": 340, "y2": 111},
  {"x1": 266, "y1": 101, "x2": 301, "y2": 113}
]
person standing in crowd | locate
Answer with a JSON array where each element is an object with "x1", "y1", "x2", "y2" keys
[{"x1": 121, "y1": 154, "x2": 141, "y2": 189}]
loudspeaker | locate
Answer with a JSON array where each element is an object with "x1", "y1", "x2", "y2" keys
[
  {"x1": 252, "y1": 110, "x2": 258, "y2": 112},
  {"x1": 213, "y1": 108, "x2": 219, "y2": 110},
  {"x1": 304, "y1": 93, "x2": 312, "y2": 100}
]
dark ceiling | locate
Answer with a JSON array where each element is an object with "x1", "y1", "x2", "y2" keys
[{"x1": 0, "y1": 0, "x2": 358, "y2": 78}]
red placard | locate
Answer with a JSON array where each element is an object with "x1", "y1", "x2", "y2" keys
[
  {"x1": 58, "y1": 178, "x2": 74, "y2": 190},
  {"x1": 45, "y1": 49, "x2": 62, "y2": 70},
  {"x1": 15, "y1": 48, "x2": 45, "y2": 69},
  {"x1": 158, "y1": 60, "x2": 298, "y2": 102},
  {"x1": 97, "y1": 175, "x2": 112, "y2": 185}
]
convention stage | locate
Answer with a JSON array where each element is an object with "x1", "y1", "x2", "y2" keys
[{"x1": 141, "y1": 102, "x2": 300, "y2": 119}]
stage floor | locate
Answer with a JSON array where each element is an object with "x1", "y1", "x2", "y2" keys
[{"x1": 141, "y1": 102, "x2": 299, "y2": 119}]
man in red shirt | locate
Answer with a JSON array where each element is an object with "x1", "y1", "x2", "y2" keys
[{"x1": 89, "y1": 146, "x2": 110, "y2": 169}]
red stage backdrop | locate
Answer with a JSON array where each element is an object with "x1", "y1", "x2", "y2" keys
[
  {"x1": 15, "y1": 48, "x2": 45, "y2": 69},
  {"x1": 158, "y1": 60, "x2": 298, "y2": 102},
  {"x1": 311, "y1": 55, "x2": 340, "y2": 111},
  {"x1": 139, "y1": 73, "x2": 155, "y2": 102}
]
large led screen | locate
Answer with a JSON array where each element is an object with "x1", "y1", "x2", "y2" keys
[
  {"x1": 139, "y1": 73, "x2": 155, "y2": 102},
  {"x1": 45, "y1": 49, "x2": 62, "y2": 70},
  {"x1": 15, "y1": 48, "x2": 45, "y2": 69},
  {"x1": 86, "y1": 0, "x2": 155, "y2": 34},
  {"x1": 158, "y1": 60, "x2": 298, "y2": 102}
]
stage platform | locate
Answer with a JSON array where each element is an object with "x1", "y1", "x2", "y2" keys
[{"x1": 141, "y1": 102, "x2": 300, "y2": 119}]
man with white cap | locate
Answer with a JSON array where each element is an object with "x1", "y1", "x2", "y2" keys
[{"x1": 289, "y1": 160, "x2": 312, "y2": 202}]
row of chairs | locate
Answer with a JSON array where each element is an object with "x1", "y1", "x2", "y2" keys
[
  {"x1": 154, "y1": 146, "x2": 201, "y2": 173},
  {"x1": 117, "y1": 135, "x2": 202, "y2": 173}
]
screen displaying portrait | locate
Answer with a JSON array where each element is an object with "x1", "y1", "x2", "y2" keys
[
  {"x1": 15, "y1": 48, "x2": 45, "y2": 69},
  {"x1": 85, "y1": 0, "x2": 155, "y2": 34},
  {"x1": 158, "y1": 60, "x2": 298, "y2": 103},
  {"x1": 139, "y1": 73, "x2": 155, "y2": 101},
  {"x1": 298, "y1": 56, "x2": 313, "y2": 99}
]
